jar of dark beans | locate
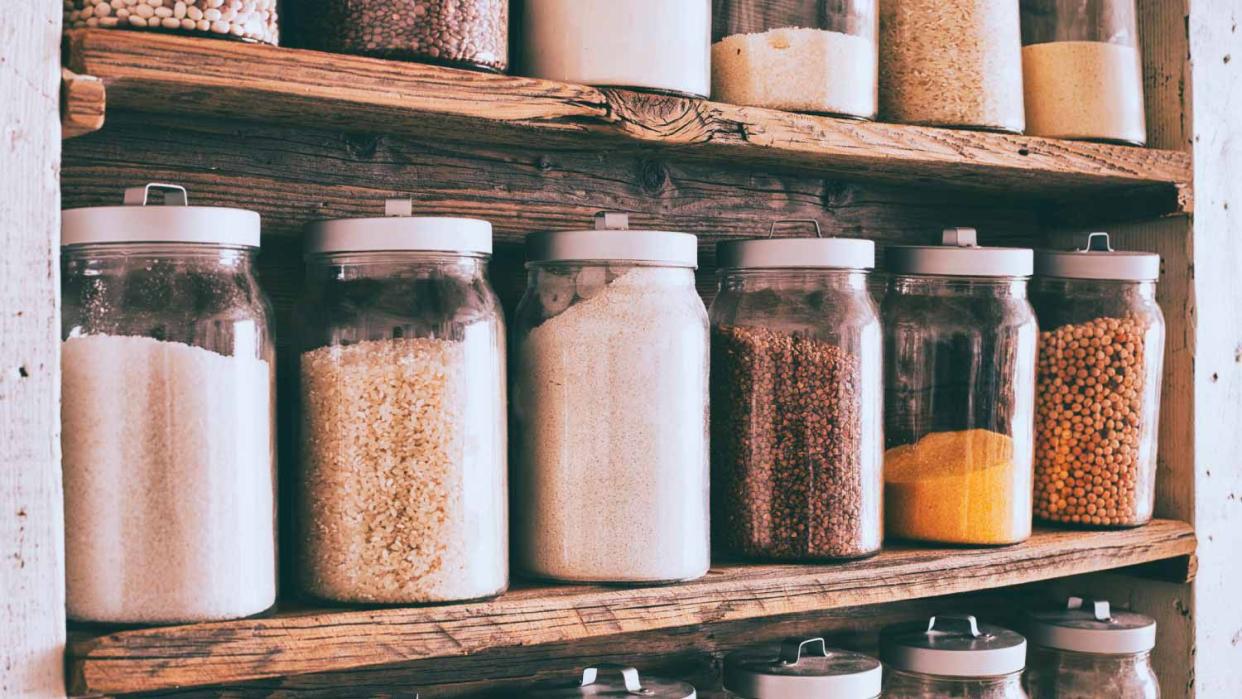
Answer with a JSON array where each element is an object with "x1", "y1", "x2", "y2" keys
[
  {"x1": 287, "y1": 0, "x2": 508, "y2": 72},
  {"x1": 709, "y1": 223, "x2": 883, "y2": 562}
]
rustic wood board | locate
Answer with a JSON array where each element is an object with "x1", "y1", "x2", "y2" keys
[{"x1": 67, "y1": 521, "x2": 1195, "y2": 696}]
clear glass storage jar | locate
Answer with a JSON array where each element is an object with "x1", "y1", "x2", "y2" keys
[
  {"x1": 297, "y1": 201, "x2": 508, "y2": 604},
  {"x1": 519, "y1": 0, "x2": 711, "y2": 97},
  {"x1": 527, "y1": 665, "x2": 697, "y2": 698},
  {"x1": 64, "y1": 0, "x2": 279, "y2": 44},
  {"x1": 1031, "y1": 233, "x2": 1164, "y2": 528},
  {"x1": 1024, "y1": 598, "x2": 1159, "y2": 699},
  {"x1": 711, "y1": 0, "x2": 878, "y2": 118},
  {"x1": 883, "y1": 229, "x2": 1037, "y2": 546},
  {"x1": 881, "y1": 615, "x2": 1029, "y2": 699},
  {"x1": 879, "y1": 0, "x2": 1025, "y2": 132},
  {"x1": 1020, "y1": 0, "x2": 1145, "y2": 144},
  {"x1": 287, "y1": 0, "x2": 508, "y2": 71},
  {"x1": 61, "y1": 183, "x2": 276, "y2": 624},
  {"x1": 513, "y1": 213, "x2": 710, "y2": 584},
  {"x1": 710, "y1": 228, "x2": 883, "y2": 561},
  {"x1": 725, "y1": 637, "x2": 882, "y2": 698}
]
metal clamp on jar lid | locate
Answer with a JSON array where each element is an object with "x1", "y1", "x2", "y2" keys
[
  {"x1": 62, "y1": 183, "x2": 260, "y2": 248},
  {"x1": 881, "y1": 615, "x2": 1028, "y2": 677},
  {"x1": 1035, "y1": 232, "x2": 1161, "y2": 281},
  {"x1": 724, "y1": 637, "x2": 882, "y2": 698},
  {"x1": 716, "y1": 220, "x2": 876, "y2": 270},
  {"x1": 885, "y1": 228, "x2": 1033, "y2": 277},
  {"x1": 304, "y1": 199, "x2": 493, "y2": 256},
  {"x1": 1027, "y1": 596, "x2": 1157, "y2": 654},
  {"x1": 525, "y1": 212, "x2": 698, "y2": 268},
  {"x1": 526, "y1": 664, "x2": 697, "y2": 698}
]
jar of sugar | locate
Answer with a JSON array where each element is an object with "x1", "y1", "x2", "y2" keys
[
  {"x1": 60, "y1": 183, "x2": 276, "y2": 625},
  {"x1": 512, "y1": 212, "x2": 710, "y2": 584}
]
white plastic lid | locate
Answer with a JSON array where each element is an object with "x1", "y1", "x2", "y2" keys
[
  {"x1": 62, "y1": 183, "x2": 260, "y2": 248},
  {"x1": 881, "y1": 615, "x2": 1027, "y2": 678},
  {"x1": 304, "y1": 199, "x2": 492, "y2": 256},
  {"x1": 886, "y1": 228, "x2": 1033, "y2": 277},
  {"x1": 717, "y1": 220, "x2": 875, "y2": 270},
  {"x1": 526, "y1": 212, "x2": 698, "y2": 268},
  {"x1": 723, "y1": 638, "x2": 882, "y2": 699},
  {"x1": 526, "y1": 665, "x2": 696, "y2": 698},
  {"x1": 1027, "y1": 597, "x2": 1157, "y2": 655},
  {"x1": 1035, "y1": 233, "x2": 1161, "y2": 281}
]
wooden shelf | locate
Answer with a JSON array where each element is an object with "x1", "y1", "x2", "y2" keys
[
  {"x1": 68, "y1": 520, "x2": 1195, "y2": 696},
  {"x1": 63, "y1": 30, "x2": 1191, "y2": 213}
]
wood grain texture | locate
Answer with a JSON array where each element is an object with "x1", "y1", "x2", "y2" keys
[
  {"x1": 61, "y1": 68, "x2": 105, "y2": 139},
  {"x1": 67, "y1": 521, "x2": 1195, "y2": 696},
  {"x1": 0, "y1": 3, "x2": 66, "y2": 698},
  {"x1": 62, "y1": 29, "x2": 1191, "y2": 205}
]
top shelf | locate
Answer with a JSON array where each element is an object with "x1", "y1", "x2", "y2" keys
[{"x1": 63, "y1": 30, "x2": 1191, "y2": 212}]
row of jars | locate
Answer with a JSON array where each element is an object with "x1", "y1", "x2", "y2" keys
[
  {"x1": 528, "y1": 602, "x2": 1161, "y2": 698},
  {"x1": 59, "y1": 185, "x2": 1164, "y2": 625},
  {"x1": 64, "y1": 0, "x2": 1150, "y2": 145}
]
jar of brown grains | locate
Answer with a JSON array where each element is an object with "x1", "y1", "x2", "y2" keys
[
  {"x1": 710, "y1": 224, "x2": 883, "y2": 561},
  {"x1": 296, "y1": 200, "x2": 508, "y2": 604},
  {"x1": 1031, "y1": 233, "x2": 1164, "y2": 529}
]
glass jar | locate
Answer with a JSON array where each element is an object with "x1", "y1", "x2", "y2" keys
[
  {"x1": 1025, "y1": 598, "x2": 1158, "y2": 699},
  {"x1": 297, "y1": 202, "x2": 508, "y2": 604},
  {"x1": 288, "y1": 0, "x2": 508, "y2": 72},
  {"x1": 64, "y1": 0, "x2": 279, "y2": 44},
  {"x1": 527, "y1": 665, "x2": 697, "y2": 698},
  {"x1": 519, "y1": 0, "x2": 711, "y2": 97},
  {"x1": 725, "y1": 637, "x2": 882, "y2": 698},
  {"x1": 513, "y1": 213, "x2": 709, "y2": 583},
  {"x1": 61, "y1": 184, "x2": 276, "y2": 624},
  {"x1": 881, "y1": 615, "x2": 1029, "y2": 699},
  {"x1": 711, "y1": 0, "x2": 878, "y2": 118},
  {"x1": 879, "y1": 0, "x2": 1025, "y2": 132},
  {"x1": 883, "y1": 229, "x2": 1037, "y2": 546},
  {"x1": 1020, "y1": 0, "x2": 1145, "y2": 144},
  {"x1": 1032, "y1": 234, "x2": 1164, "y2": 527},
  {"x1": 710, "y1": 229, "x2": 883, "y2": 561}
]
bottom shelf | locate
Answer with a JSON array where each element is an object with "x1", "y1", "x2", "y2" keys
[{"x1": 68, "y1": 520, "x2": 1195, "y2": 696}]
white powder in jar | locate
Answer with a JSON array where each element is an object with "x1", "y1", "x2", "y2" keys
[
  {"x1": 712, "y1": 27, "x2": 877, "y2": 117},
  {"x1": 62, "y1": 334, "x2": 275, "y2": 624},
  {"x1": 1022, "y1": 41, "x2": 1146, "y2": 144},
  {"x1": 515, "y1": 267, "x2": 710, "y2": 583}
]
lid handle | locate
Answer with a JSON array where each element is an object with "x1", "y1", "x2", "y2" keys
[
  {"x1": 941, "y1": 227, "x2": 978, "y2": 248},
  {"x1": 594, "y1": 212, "x2": 631, "y2": 231},
  {"x1": 123, "y1": 183, "x2": 188, "y2": 207},
  {"x1": 767, "y1": 219, "x2": 823, "y2": 238},
  {"x1": 1082, "y1": 232, "x2": 1114, "y2": 253},
  {"x1": 385, "y1": 198, "x2": 414, "y2": 217},
  {"x1": 581, "y1": 664, "x2": 644, "y2": 693},
  {"x1": 927, "y1": 614, "x2": 990, "y2": 639},
  {"x1": 778, "y1": 636, "x2": 829, "y2": 665},
  {"x1": 1066, "y1": 596, "x2": 1113, "y2": 622}
]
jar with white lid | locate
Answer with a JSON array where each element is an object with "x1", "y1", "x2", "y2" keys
[
  {"x1": 513, "y1": 213, "x2": 709, "y2": 583},
  {"x1": 710, "y1": 224, "x2": 883, "y2": 561},
  {"x1": 297, "y1": 200, "x2": 508, "y2": 604},
  {"x1": 725, "y1": 637, "x2": 883, "y2": 698},
  {"x1": 883, "y1": 228, "x2": 1037, "y2": 546},
  {"x1": 1032, "y1": 233, "x2": 1164, "y2": 528},
  {"x1": 61, "y1": 183, "x2": 276, "y2": 624},
  {"x1": 526, "y1": 665, "x2": 697, "y2": 698},
  {"x1": 712, "y1": 0, "x2": 878, "y2": 118},
  {"x1": 1024, "y1": 598, "x2": 1159, "y2": 699},
  {"x1": 881, "y1": 615, "x2": 1029, "y2": 698},
  {"x1": 519, "y1": 0, "x2": 711, "y2": 97}
]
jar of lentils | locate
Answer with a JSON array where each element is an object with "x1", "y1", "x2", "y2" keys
[
  {"x1": 881, "y1": 615, "x2": 1029, "y2": 699},
  {"x1": 288, "y1": 0, "x2": 508, "y2": 72},
  {"x1": 1031, "y1": 233, "x2": 1164, "y2": 528},
  {"x1": 1024, "y1": 598, "x2": 1159, "y2": 699},
  {"x1": 64, "y1": 0, "x2": 280, "y2": 45}
]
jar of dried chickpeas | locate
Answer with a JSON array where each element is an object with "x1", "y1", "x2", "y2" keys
[{"x1": 1032, "y1": 233, "x2": 1164, "y2": 528}]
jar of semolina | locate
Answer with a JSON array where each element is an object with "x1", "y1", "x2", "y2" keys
[
  {"x1": 1031, "y1": 233, "x2": 1164, "y2": 529},
  {"x1": 882, "y1": 228, "x2": 1037, "y2": 546}
]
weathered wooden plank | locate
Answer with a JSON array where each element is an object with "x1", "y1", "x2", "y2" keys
[
  {"x1": 61, "y1": 68, "x2": 106, "y2": 139},
  {"x1": 67, "y1": 521, "x2": 1195, "y2": 696}
]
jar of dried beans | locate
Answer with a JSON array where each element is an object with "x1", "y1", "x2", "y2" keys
[
  {"x1": 64, "y1": 0, "x2": 280, "y2": 45},
  {"x1": 61, "y1": 183, "x2": 276, "y2": 624},
  {"x1": 288, "y1": 0, "x2": 508, "y2": 72},
  {"x1": 1031, "y1": 233, "x2": 1163, "y2": 528},
  {"x1": 712, "y1": 0, "x2": 878, "y2": 118},
  {"x1": 1024, "y1": 598, "x2": 1159, "y2": 699},
  {"x1": 724, "y1": 637, "x2": 883, "y2": 698},
  {"x1": 710, "y1": 226, "x2": 883, "y2": 561},
  {"x1": 879, "y1": 0, "x2": 1025, "y2": 132},
  {"x1": 882, "y1": 616, "x2": 1029, "y2": 699},
  {"x1": 883, "y1": 228, "x2": 1037, "y2": 546},
  {"x1": 513, "y1": 213, "x2": 709, "y2": 584},
  {"x1": 1020, "y1": 0, "x2": 1146, "y2": 144},
  {"x1": 297, "y1": 201, "x2": 508, "y2": 604}
]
